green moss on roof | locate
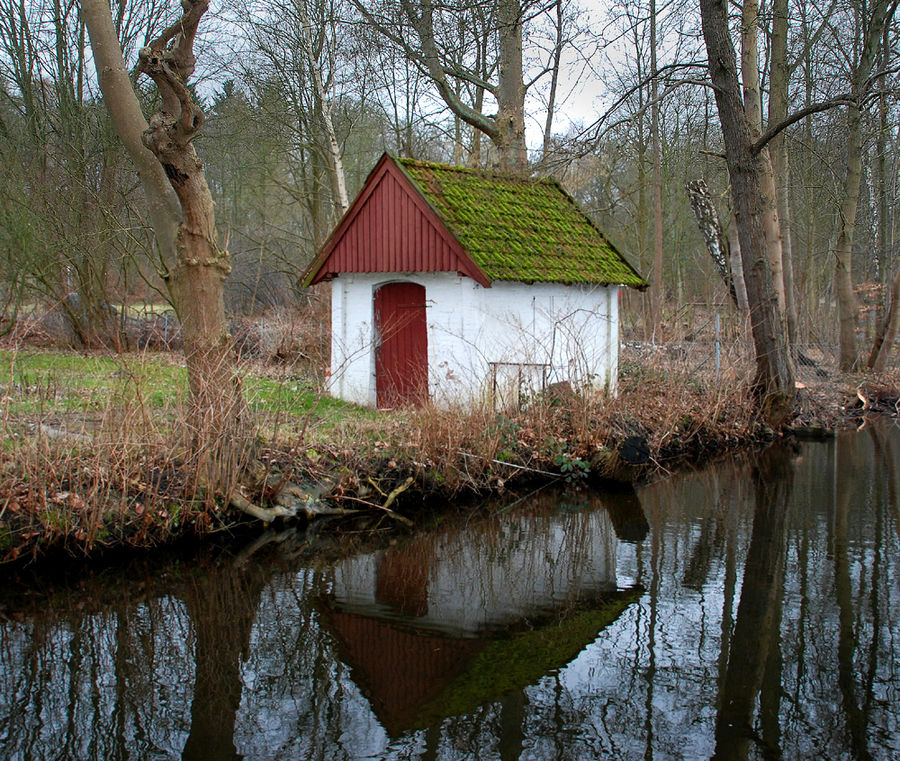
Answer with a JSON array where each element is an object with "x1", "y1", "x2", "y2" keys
[{"x1": 395, "y1": 158, "x2": 647, "y2": 288}]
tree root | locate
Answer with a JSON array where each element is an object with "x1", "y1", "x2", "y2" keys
[{"x1": 229, "y1": 483, "x2": 359, "y2": 524}]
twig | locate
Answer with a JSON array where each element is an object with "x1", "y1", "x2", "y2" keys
[
  {"x1": 457, "y1": 450, "x2": 561, "y2": 478},
  {"x1": 333, "y1": 493, "x2": 414, "y2": 526},
  {"x1": 496, "y1": 480, "x2": 556, "y2": 514}
]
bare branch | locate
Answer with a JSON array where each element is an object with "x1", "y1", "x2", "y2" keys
[{"x1": 751, "y1": 94, "x2": 855, "y2": 154}]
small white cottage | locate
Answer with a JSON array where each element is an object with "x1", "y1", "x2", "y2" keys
[{"x1": 302, "y1": 154, "x2": 647, "y2": 408}]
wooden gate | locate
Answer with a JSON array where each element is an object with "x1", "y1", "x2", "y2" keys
[{"x1": 374, "y1": 282, "x2": 428, "y2": 408}]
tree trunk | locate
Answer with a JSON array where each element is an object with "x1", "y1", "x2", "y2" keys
[
  {"x1": 84, "y1": 0, "x2": 245, "y2": 492},
  {"x1": 80, "y1": 0, "x2": 179, "y2": 270},
  {"x1": 649, "y1": 0, "x2": 665, "y2": 337},
  {"x1": 728, "y1": 217, "x2": 750, "y2": 313},
  {"x1": 834, "y1": 0, "x2": 894, "y2": 372},
  {"x1": 834, "y1": 101, "x2": 864, "y2": 372},
  {"x1": 494, "y1": 0, "x2": 527, "y2": 173},
  {"x1": 297, "y1": 0, "x2": 349, "y2": 217},
  {"x1": 868, "y1": 266, "x2": 900, "y2": 372},
  {"x1": 700, "y1": 0, "x2": 795, "y2": 423},
  {"x1": 768, "y1": 0, "x2": 799, "y2": 346},
  {"x1": 540, "y1": 0, "x2": 564, "y2": 167},
  {"x1": 868, "y1": 23, "x2": 896, "y2": 372},
  {"x1": 741, "y1": 0, "x2": 788, "y2": 324},
  {"x1": 686, "y1": 179, "x2": 738, "y2": 307},
  {"x1": 391, "y1": 0, "x2": 528, "y2": 174}
]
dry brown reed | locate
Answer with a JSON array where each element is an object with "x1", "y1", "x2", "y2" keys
[
  {"x1": 314, "y1": 335, "x2": 767, "y2": 501},
  {"x1": 0, "y1": 311, "x2": 871, "y2": 565}
]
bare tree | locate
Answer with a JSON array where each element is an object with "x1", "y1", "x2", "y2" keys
[
  {"x1": 699, "y1": 0, "x2": 795, "y2": 422},
  {"x1": 833, "y1": 0, "x2": 896, "y2": 371},
  {"x1": 238, "y1": 0, "x2": 350, "y2": 218},
  {"x1": 83, "y1": 0, "x2": 244, "y2": 490},
  {"x1": 354, "y1": 0, "x2": 529, "y2": 173}
]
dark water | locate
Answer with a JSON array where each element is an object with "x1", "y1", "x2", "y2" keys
[{"x1": 2, "y1": 425, "x2": 899, "y2": 760}]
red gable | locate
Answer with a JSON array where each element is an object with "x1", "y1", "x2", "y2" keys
[{"x1": 303, "y1": 154, "x2": 490, "y2": 287}]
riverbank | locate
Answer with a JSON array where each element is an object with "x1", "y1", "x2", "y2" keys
[{"x1": 0, "y1": 342, "x2": 894, "y2": 565}]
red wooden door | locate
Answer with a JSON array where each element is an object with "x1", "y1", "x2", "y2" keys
[{"x1": 375, "y1": 282, "x2": 428, "y2": 408}]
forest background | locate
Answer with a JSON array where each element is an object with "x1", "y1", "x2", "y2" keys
[{"x1": 2, "y1": 0, "x2": 896, "y2": 366}]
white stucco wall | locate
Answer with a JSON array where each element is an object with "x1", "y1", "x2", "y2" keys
[
  {"x1": 330, "y1": 502, "x2": 618, "y2": 636},
  {"x1": 329, "y1": 272, "x2": 620, "y2": 407}
]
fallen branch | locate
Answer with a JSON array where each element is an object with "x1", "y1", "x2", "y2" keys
[
  {"x1": 457, "y1": 451, "x2": 561, "y2": 478},
  {"x1": 338, "y1": 476, "x2": 416, "y2": 526},
  {"x1": 382, "y1": 476, "x2": 414, "y2": 510}
]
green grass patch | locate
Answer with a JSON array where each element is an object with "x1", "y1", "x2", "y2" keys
[
  {"x1": 0, "y1": 349, "x2": 375, "y2": 440},
  {"x1": 0, "y1": 349, "x2": 189, "y2": 415}
]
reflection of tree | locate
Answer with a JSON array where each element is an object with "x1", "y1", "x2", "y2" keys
[
  {"x1": 713, "y1": 447, "x2": 792, "y2": 761},
  {"x1": 498, "y1": 689, "x2": 526, "y2": 761},
  {"x1": 181, "y1": 561, "x2": 270, "y2": 761},
  {"x1": 833, "y1": 429, "x2": 882, "y2": 761}
]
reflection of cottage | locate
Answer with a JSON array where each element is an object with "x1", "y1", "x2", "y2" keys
[
  {"x1": 319, "y1": 493, "x2": 645, "y2": 734},
  {"x1": 302, "y1": 154, "x2": 647, "y2": 408}
]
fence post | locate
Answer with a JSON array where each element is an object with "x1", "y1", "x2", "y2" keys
[{"x1": 715, "y1": 313, "x2": 721, "y2": 383}]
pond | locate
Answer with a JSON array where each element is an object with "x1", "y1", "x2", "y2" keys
[{"x1": 1, "y1": 424, "x2": 899, "y2": 760}]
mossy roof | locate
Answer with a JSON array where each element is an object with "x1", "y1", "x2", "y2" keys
[{"x1": 394, "y1": 157, "x2": 647, "y2": 288}]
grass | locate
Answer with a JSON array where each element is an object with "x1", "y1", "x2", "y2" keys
[
  {"x1": 0, "y1": 346, "x2": 383, "y2": 563},
  {"x1": 0, "y1": 348, "x2": 370, "y2": 436},
  {"x1": 0, "y1": 349, "x2": 188, "y2": 414}
]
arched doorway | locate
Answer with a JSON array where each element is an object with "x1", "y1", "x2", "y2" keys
[{"x1": 374, "y1": 282, "x2": 428, "y2": 408}]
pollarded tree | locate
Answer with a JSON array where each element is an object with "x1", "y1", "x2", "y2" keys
[{"x1": 82, "y1": 0, "x2": 244, "y2": 491}]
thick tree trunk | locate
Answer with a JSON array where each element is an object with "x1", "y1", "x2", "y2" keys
[
  {"x1": 700, "y1": 0, "x2": 795, "y2": 423},
  {"x1": 494, "y1": 0, "x2": 527, "y2": 173},
  {"x1": 741, "y1": 0, "x2": 787, "y2": 323}
]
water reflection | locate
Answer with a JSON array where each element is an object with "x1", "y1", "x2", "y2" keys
[
  {"x1": 1, "y1": 426, "x2": 900, "y2": 760},
  {"x1": 320, "y1": 492, "x2": 642, "y2": 735}
]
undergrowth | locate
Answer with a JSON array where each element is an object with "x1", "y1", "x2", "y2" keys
[{"x1": 0, "y1": 333, "x2": 873, "y2": 565}]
